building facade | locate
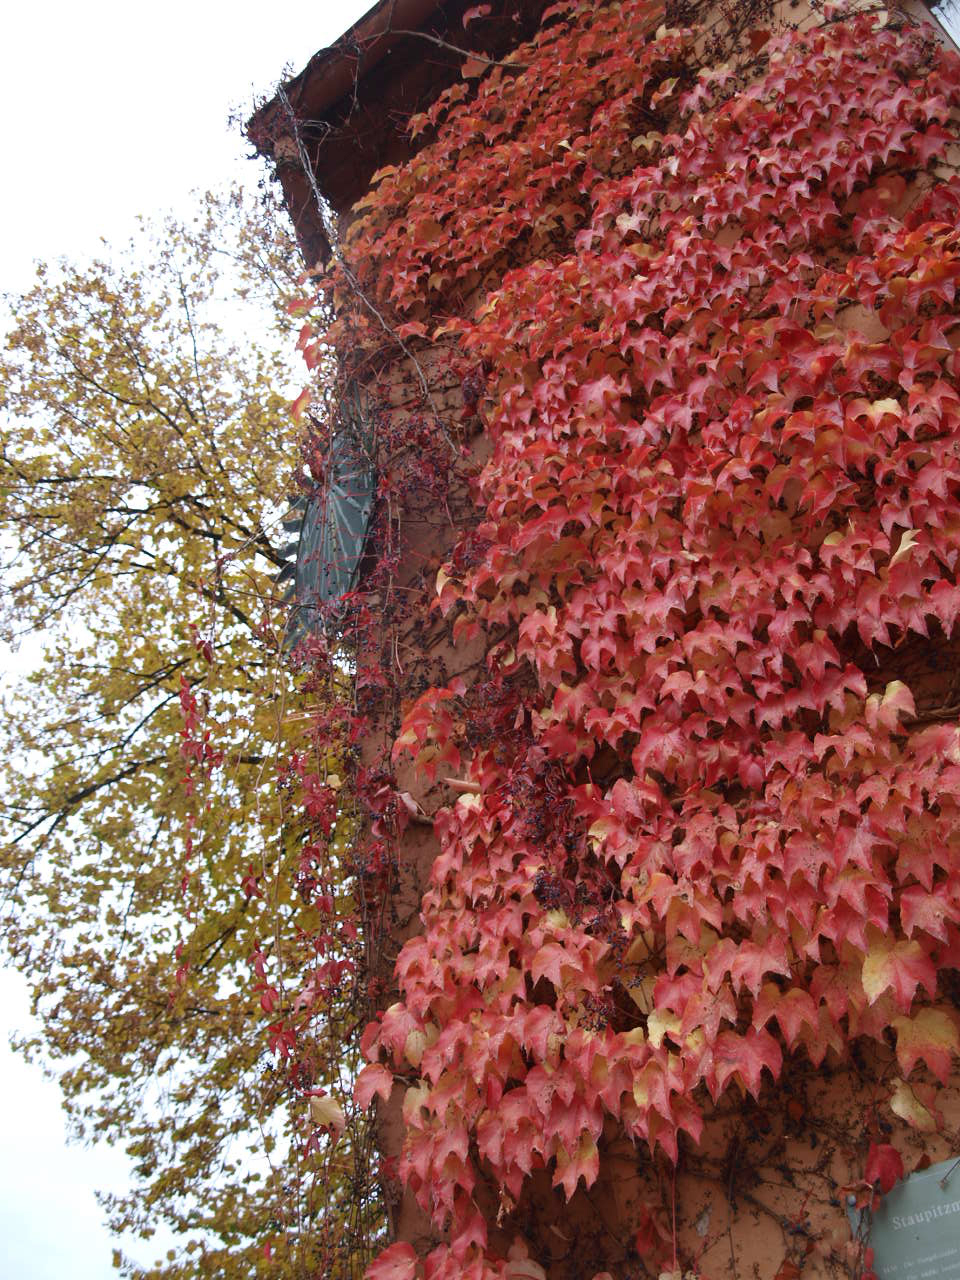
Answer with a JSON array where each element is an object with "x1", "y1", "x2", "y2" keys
[{"x1": 252, "y1": 3, "x2": 960, "y2": 1277}]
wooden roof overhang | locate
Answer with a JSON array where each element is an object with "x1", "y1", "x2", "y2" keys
[{"x1": 248, "y1": 0, "x2": 552, "y2": 264}]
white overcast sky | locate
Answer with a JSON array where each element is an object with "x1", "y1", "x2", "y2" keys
[{"x1": 0, "y1": 3, "x2": 372, "y2": 1277}]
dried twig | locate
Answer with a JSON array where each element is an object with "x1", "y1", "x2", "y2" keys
[
  {"x1": 277, "y1": 85, "x2": 458, "y2": 458},
  {"x1": 379, "y1": 27, "x2": 532, "y2": 72}
]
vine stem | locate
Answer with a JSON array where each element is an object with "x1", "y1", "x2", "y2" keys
[{"x1": 672, "y1": 1160, "x2": 679, "y2": 1274}]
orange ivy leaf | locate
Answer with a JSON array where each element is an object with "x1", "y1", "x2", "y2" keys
[
  {"x1": 862, "y1": 937, "x2": 937, "y2": 1011},
  {"x1": 290, "y1": 387, "x2": 311, "y2": 422},
  {"x1": 889, "y1": 1078, "x2": 941, "y2": 1133},
  {"x1": 892, "y1": 1008, "x2": 960, "y2": 1084}
]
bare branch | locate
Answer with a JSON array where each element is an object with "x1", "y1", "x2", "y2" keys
[{"x1": 276, "y1": 85, "x2": 458, "y2": 458}]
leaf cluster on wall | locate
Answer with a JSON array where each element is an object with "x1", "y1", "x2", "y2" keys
[{"x1": 290, "y1": 1, "x2": 960, "y2": 1276}]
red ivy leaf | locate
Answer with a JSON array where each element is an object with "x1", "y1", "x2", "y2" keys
[
  {"x1": 865, "y1": 1142, "x2": 904, "y2": 1194},
  {"x1": 355, "y1": 1063, "x2": 395, "y2": 1110},
  {"x1": 395, "y1": 320, "x2": 429, "y2": 340},
  {"x1": 366, "y1": 1242, "x2": 418, "y2": 1280},
  {"x1": 712, "y1": 1027, "x2": 783, "y2": 1099}
]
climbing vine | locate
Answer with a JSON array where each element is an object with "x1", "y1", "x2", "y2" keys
[{"x1": 277, "y1": 1, "x2": 960, "y2": 1277}]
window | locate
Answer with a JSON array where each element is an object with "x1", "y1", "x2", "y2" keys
[
  {"x1": 929, "y1": 0, "x2": 960, "y2": 48},
  {"x1": 278, "y1": 384, "x2": 376, "y2": 644}
]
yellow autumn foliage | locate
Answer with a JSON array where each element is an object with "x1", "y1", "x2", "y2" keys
[{"x1": 0, "y1": 188, "x2": 378, "y2": 1278}]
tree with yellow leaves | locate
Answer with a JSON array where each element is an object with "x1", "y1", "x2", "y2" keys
[{"x1": 0, "y1": 188, "x2": 377, "y2": 1279}]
